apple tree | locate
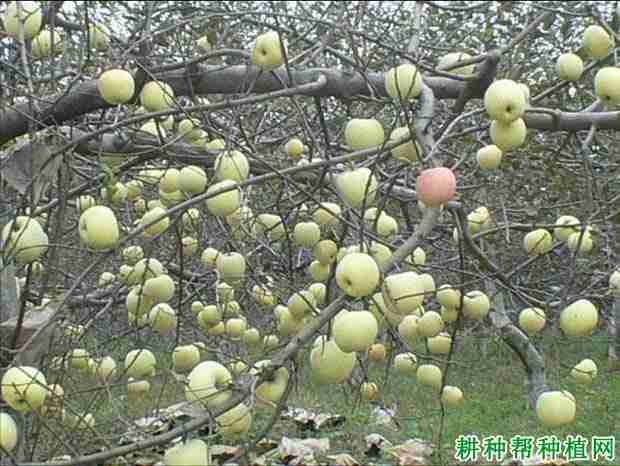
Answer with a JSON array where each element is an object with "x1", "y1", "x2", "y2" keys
[{"x1": 0, "y1": 0, "x2": 619, "y2": 464}]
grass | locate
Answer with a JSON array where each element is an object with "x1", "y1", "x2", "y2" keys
[{"x1": 31, "y1": 330, "x2": 619, "y2": 465}]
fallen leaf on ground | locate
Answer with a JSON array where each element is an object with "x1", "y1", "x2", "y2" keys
[
  {"x1": 279, "y1": 436, "x2": 330, "y2": 465},
  {"x1": 326, "y1": 453, "x2": 359, "y2": 466}
]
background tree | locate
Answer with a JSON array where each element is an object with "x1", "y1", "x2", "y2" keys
[{"x1": 0, "y1": 1, "x2": 619, "y2": 465}]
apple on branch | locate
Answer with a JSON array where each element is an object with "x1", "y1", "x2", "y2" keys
[
  {"x1": 251, "y1": 30, "x2": 286, "y2": 70},
  {"x1": 32, "y1": 29, "x2": 63, "y2": 59},
  {"x1": 484, "y1": 79, "x2": 526, "y2": 123},
  {"x1": 2, "y1": 215, "x2": 49, "y2": 264},
  {"x1": 416, "y1": 167, "x2": 456, "y2": 207},
  {"x1": 3, "y1": 1, "x2": 42, "y2": 39},
  {"x1": 98, "y1": 69, "x2": 135, "y2": 105}
]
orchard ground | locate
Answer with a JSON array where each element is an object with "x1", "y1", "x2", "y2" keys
[{"x1": 37, "y1": 329, "x2": 619, "y2": 466}]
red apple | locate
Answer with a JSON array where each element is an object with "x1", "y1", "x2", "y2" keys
[{"x1": 416, "y1": 167, "x2": 456, "y2": 207}]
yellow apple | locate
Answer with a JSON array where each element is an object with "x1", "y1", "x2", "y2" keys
[
  {"x1": 3, "y1": 1, "x2": 42, "y2": 39},
  {"x1": 254, "y1": 213, "x2": 286, "y2": 241},
  {"x1": 394, "y1": 352, "x2": 417, "y2": 374},
  {"x1": 68, "y1": 348, "x2": 90, "y2": 371},
  {"x1": 436, "y1": 285, "x2": 461, "y2": 308},
  {"x1": 583, "y1": 25, "x2": 613, "y2": 60},
  {"x1": 428, "y1": 332, "x2": 452, "y2": 354},
  {"x1": 312, "y1": 202, "x2": 341, "y2": 226},
  {"x1": 308, "y1": 260, "x2": 331, "y2": 282},
  {"x1": 164, "y1": 439, "x2": 210, "y2": 466},
  {"x1": 251, "y1": 30, "x2": 285, "y2": 70},
  {"x1": 336, "y1": 252, "x2": 381, "y2": 298},
  {"x1": 98, "y1": 69, "x2": 135, "y2": 105},
  {"x1": 77, "y1": 195, "x2": 96, "y2": 213},
  {"x1": 308, "y1": 282, "x2": 327, "y2": 305},
  {"x1": 149, "y1": 303, "x2": 177, "y2": 334},
  {"x1": 225, "y1": 318, "x2": 247, "y2": 339},
  {"x1": 2, "y1": 215, "x2": 49, "y2": 264},
  {"x1": 389, "y1": 126, "x2": 422, "y2": 163},
  {"x1": 173, "y1": 345, "x2": 201, "y2": 372},
  {"x1": 200, "y1": 247, "x2": 220, "y2": 269},
  {"x1": 523, "y1": 229, "x2": 552, "y2": 256},
  {"x1": 140, "y1": 206, "x2": 169, "y2": 237},
  {"x1": 293, "y1": 221, "x2": 321, "y2": 248},
  {"x1": 436, "y1": 52, "x2": 474, "y2": 75},
  {"x1": 416, "y1": 364, "x2": 442, "y2": 390},
  {"x1": 216, "y1": 282, "x2": 235, "y2": 304},
  {"x1": 556, "y1": 53, "x2": 583, "y2": 81},
  {"x1": 560, "y1": 299, "x2": 598, "y2": 336},
  {"x1": 214, "y1": 150, "x2": 250, "y2": 182},
  {"x1": 179, "y1": 165, "x2": 208, "y2": 195},
  {"x1": 32, "y1": 29, "x2": 62, "y2": 58},
  {"x1": 126, "y1": 180, "x2": 143, "y2": 200},
  {"x1": 285, "y1": 138, "x2": 304, "y2": 158},
  {"x1": 185, "y1": 361, "x2": 232, "y2": 407},
  {"x1": 313, "y1": 239, "x2": 338, "y2": 265},
  {"x1": 158, "y1": 168, "x2": 180, "y2": 193},
  {"x1": 216, "y1": 403, "x2": 252, "y2": 438},
  {"x1": 462, "y1": 290, "x2": 490, "y2": 320},
  {"x1": 198, "y1": 305, "x2": 222, "y2": 329},
  {"x1": 489, "y1": 118, "x2": 527, "y2": 152},
  {"x1": 333, "y1": 310, "x2": 378, "y2": 353},
  {"x1": 129, "y1": 257, "x2": 165, "y2": 284},
  {"x1": 206, "y1": 180, "x2": 241, "y2": 217},
  {"x1": 344, "y1": 118, "x2": 385, "y2": 151},
  {"x1": 254, "y1": 360, "x2": 290, "y2": 402},
  {"x1": 536, "y1": 390, "x2": 576, "y2": 427},
  {"x1": 554, "y1": 215, "x2": 581, "y2": 241},
  {"x1": 1, "y1": 366, "x2": 47, "y2": 412},
  {"x1": 336, "y1": 167, "x2": 378, "y2": 209},
  {"x1": 78, "y1": 206, "x2": 119, "y2": 250},
  {"x1": 441, "y1": 385, "x2": 464, "y2": 408},
  {"x1": 124, "y1": 349, "x2": 156, "y2": 378},
  {"x1": 367, "y1": 343, "x2": 386, "y2": 363},
  {"x1": 140, "y1": 80, "x2": 175, "y2": 111},
  {"x1": 476, "y1": 145, "x2": 502, "y2": 170},
  {"x1": 373, "y1": 212, "x2": 399, "y2": 238},
  {"x1": 243, "y1": 327, "x2": 261, "y2": 346},
  {"x1": 143, "y1": 274, "x2": 175, "y2": 303},
  {"x1": 310, "y1": 337, "x2": 356, "y2": 384},
  {"x1": 417, "y1": 310, "x2": 444, "y2": 337},
  {"x1": 216, "y1": 252, "x2": 246, "y2": 284},
  {"x1": 0, "y1": 412, "x2": 19, "y2": 452},
  {"x1": 127, "y1": 378, "x2": 151, "y2": 400},
  {"x1": 594, "y1": 67, "x2": 620, "y2": 106},
  {"x1": 566, "y1": 230, "x2": 593, "y2": 254},
  {"x1": 382, "y1": 271, "x2": 425, "y2": 315},
  {"x1": 178, "y1": 118, "x2": 202, "y2": 141},
  {"x1": 287, "y1": 289, "x2": 316, "y2": 319},
  {"x1": 181, "y1": 236, "x2": 199, "y2": 257},
  {"x1": 385, "y1": 64, "x2": 422, "y2": 100},
  {"x1": 398, "y1": 315, "x2": 419, "y2": 345},
  {"x1": 518, "y1": 307, "x2": 546, "y2": 334},
  {"x1": 484, "y1": 79, "x2": 526, "y2": 123},
  {"x1": 206, "y1": 138, "x2": 226, "y2": 150},
  {"x1": 571, "y1": 359, "x2": 597, "y2": 384}
]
